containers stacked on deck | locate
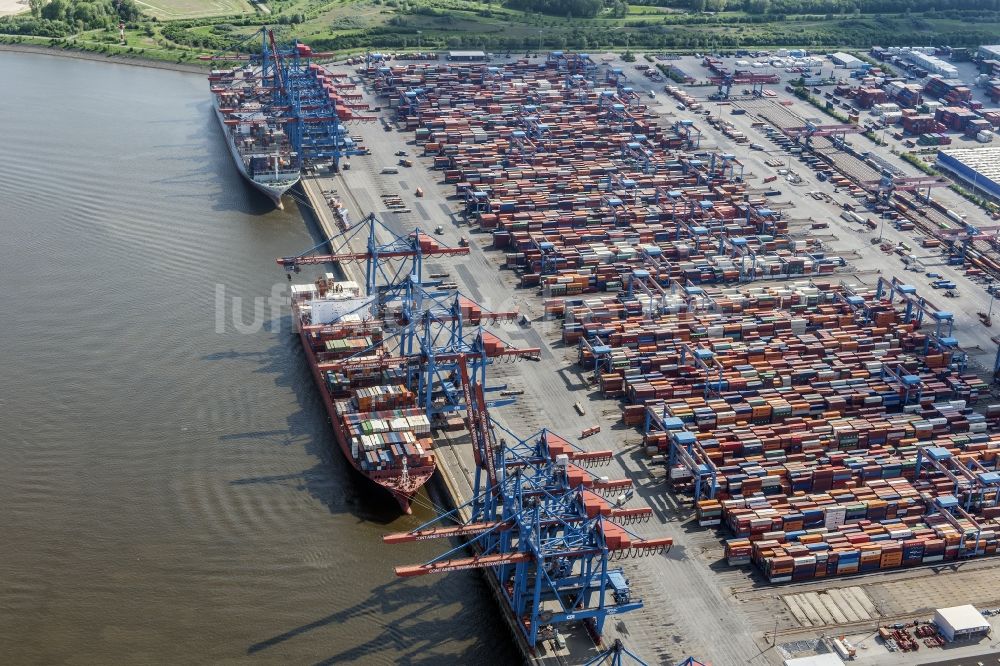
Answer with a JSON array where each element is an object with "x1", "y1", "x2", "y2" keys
[
  {"x1": 343, "y1": 402, "x2": 434, "y2": 472},
  {"x1": 320, "y1": 352, "x2": 436, "y2": 473},
  {"x1": 292, "y1": 276, "x2": 437, "y2": 504}
]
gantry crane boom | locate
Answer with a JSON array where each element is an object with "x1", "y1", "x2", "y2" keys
[{"x1": 460, "y1": 352, "x2": 499, "y2": 488}]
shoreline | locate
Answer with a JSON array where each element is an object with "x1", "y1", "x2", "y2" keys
[
  {"x1": 0, "y1": 42, "x2": 205, "y2": 74},
  {"x1": 294, "y1": 174, "x2": 544, "y2": 664}
]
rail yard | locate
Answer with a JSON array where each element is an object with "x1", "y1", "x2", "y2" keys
[{"x1": 277, "y1": 48, "x2": 1000, "y2": 666}]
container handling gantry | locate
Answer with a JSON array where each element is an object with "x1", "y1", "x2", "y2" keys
[
  {"x1": 276, "y1": 212, "x2": 469, "y2": 297},
  {"x1": 582, "y1": 643, "x2": 710, "y2": 666},
  {"x1": 645, "y1": 405, "x2": 718, "y2": 502},
  {"x1": 916, "y1": 444, "x2": 1000, "y2": 514},
  {"x1": 935, "y1": 221, "x2": 1000, "y2": 266},
  {"x1": 709, "y1": 71, "x2": 778, "y2": 99},
  {"x1": 547, "y1": 51, "x2": 597, "y2": 79},
  {"x1": 862, "y1": 173, "x2": 947, "y2": 206},
  {"x1": 783, "y1": 122, "x2": 861, "y2": 150},
  {"x1": 266, "y1": 33, "x2": 373, "y2": 170},
  {"x1": 278, "y1": 214, "x2": 539, "y2": 424},
  {"x1": 384, "y1": 357, "x2": 671, "y2": 651},
  {"x1": 876, "y1": 276, "x2": 966, "y2": 372},
  {"x1": 206, "y1": 27, "x2": 372, "y2": 171},
  {"x1": 396, "y1": 279, "x2": 540, "y2": 419}
]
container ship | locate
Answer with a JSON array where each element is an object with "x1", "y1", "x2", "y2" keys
[
  {"x1": 209, "y1": 67, "x2": 301, "y2": 209},
  {"x1": 289, "y1": 273, "x2": 435, "y2": 513}
]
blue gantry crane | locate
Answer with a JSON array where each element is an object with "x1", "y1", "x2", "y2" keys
[
  {"x1": 207, "y1": 27, "x2": 371, "y2": 171},
  {"x1": 384, "y1": 367, "x2": 671, "y2": 651},
  {"x1": 876, "y1": 277, "x2": 966, "y2": 371},
  {"x1": 915, "y1": 445, "x2": 1000, "y2": 514},
  {"x1": 396, "y1": 279, "x2": 538, "y2": 418},
  {"x1": 644, "y1": 406, "x2": 718, "y2": 502},
  {"x1": 581, "y1": 639, "x2": 649, "y2": 666},
  {"x1": 276, "y1": 213, "x2": 470, "y2": 297},
  {"x1": 279, "y1": 216, "x2": 542, "y2": 437},
  {"x1": 268, "y1": 36, "x2": 372, "y2": 170}
]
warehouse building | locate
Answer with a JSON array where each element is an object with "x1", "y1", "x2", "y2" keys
[
  {"x1": 784, "y1": 655, "x2": 844, "y2": 666},
  {"x1": 447, "y1": 50, "x2": 487, "y2": 62},
  {"x1": 979, "y1": 45, "x2": 1000, "y2": 61},
  {"x1": 933, "y1": 605, "x2": 991, "y2": 642},
  {"x1": 936, "y1": 147, "x2": 1000, "y2": 201},
  {"x1": 830, "y1": 52, "x2": 863, "y2": 69},
  {"x1": 906, "y1": 51, "x2": 959, "y2": 78}
]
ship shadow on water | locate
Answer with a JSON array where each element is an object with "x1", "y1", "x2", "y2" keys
[
  {"x1": 203, "y1": 341, "x2": 505, "y2": 665},
  {"x1": 209, "y1": 186, "x2": 281, "y2": 217},
  {"x1": 201, "y1": 332, "x2": 404, "y2": 526},
  {"x1": 194, "y1": 109, "x2": 290, "y2": 217}
]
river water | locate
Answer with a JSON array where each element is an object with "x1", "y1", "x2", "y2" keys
[{"x1": 0, "y1": 51, "x2": 516, "y2": 665}]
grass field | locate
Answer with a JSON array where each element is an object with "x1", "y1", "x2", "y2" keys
[
  {"x1": 4, "y1": 0, "x2": 1000, "y2": 67},
  {"x1": 0, "y1": 0, "x2": 28, "y2": 17},
  {"x1": 134, "y1": 0, "x2": 255, "y2": 20}
]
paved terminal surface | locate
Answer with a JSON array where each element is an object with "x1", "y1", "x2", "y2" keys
[
  {"x1": 291, "y1": 54, "x2": 1000, "y2": 665},
  {"x1": 918, "y1": 652, "x2": 1000, "y2": 666}
]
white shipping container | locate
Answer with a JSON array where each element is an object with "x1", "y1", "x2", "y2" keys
[{"x1": 670, "y1": 466, "x2": 693, "y2": 480}]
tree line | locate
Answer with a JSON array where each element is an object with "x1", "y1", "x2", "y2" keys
[
  {"x1": 504, "y1": 0, "x2": 607, "y2": 18},
  {"x1": 632, "y1": 0, "x2": 1000, "y2": 15},
  {"x1": 0, "y1": 0, "x2": 140, "y2": 36}
]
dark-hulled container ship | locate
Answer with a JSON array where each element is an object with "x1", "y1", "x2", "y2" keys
[{"x1": 289, "y1": 274, "x2": 435, "y2": 513}]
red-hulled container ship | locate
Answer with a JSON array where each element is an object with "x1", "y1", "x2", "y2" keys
[{"x1": 290, "y1": 273, "x2": 434, "y2": 513}]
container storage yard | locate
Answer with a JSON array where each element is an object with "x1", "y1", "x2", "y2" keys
[{"x1": 267, "y1": 46, "x2": 1000, "y2": 665}]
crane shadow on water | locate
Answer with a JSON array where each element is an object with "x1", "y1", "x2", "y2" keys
[
  {"x1": 247, "y1": 579, "x2": 501, "y2": 665},
  {"x1": 204, "y1": 338, "x2": 519, "y2": 664}
]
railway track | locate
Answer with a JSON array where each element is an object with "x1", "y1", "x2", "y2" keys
[{"x1": 735, "y1": 98, "x2": 1000, "y2": 281}]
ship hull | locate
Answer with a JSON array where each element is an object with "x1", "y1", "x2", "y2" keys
[
  {"x1": 212, "y1": 104, "x2": 299, "y2": 209},
  {"x1": 293, "y1": 308, "x2": 434, "y2": 513}
]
